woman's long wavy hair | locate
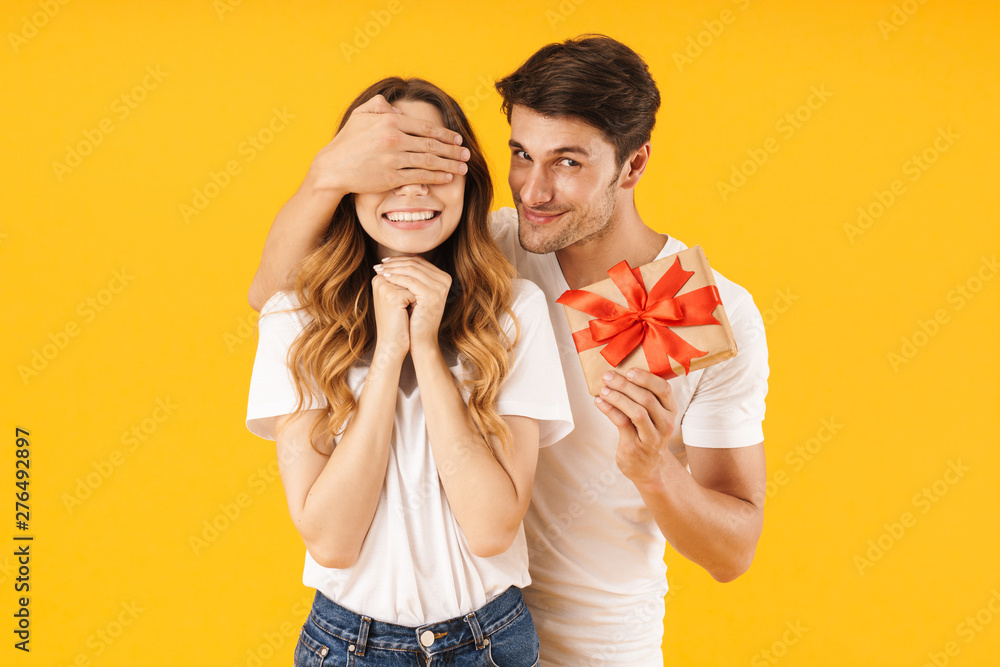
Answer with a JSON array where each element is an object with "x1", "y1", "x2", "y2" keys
[{"x1": 282, "y1": 77, "x2": 517, "y2": 456}]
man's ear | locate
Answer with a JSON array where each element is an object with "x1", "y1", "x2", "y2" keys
[{"x1": 619, "y1": 143, "x2": 652, "y2": 190}]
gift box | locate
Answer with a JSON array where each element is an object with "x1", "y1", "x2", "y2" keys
[{"x1": 556, "y1": 245, "x2": 738, "y2": 396}]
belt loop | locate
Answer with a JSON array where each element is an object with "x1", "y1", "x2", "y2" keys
[
  {"x1": 464, "y1": 611, "x2": 486, "y2": 650},
  {"x1": 355, "y1": 616, "x2": 371, "y2": 657}
]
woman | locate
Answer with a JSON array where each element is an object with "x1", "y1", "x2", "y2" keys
[{"x1": 246, "y1": 77, "x2": 571, "y2": 666}]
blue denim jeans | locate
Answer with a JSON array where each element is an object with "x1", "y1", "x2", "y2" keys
[{"x1": 294, "y1": 586, "x2": 539, "y2": 666}]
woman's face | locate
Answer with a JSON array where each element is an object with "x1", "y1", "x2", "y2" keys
[{"x1": 354, "y1": 100, "x2": 466, "y2": 259}]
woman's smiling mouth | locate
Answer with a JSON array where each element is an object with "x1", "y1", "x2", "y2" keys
[{"x1": 383, "y1": 209, "x2": 441, "y2": 228}]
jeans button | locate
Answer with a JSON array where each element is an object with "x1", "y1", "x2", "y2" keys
[{"x1": 420, "y1": 630, "x2": 435, "y2": 647}]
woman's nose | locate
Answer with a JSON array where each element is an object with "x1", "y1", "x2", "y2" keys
[{"x1": 393, "y1": 181, "x2": 429, "y2": 196}]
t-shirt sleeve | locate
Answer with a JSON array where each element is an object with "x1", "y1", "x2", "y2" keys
[
  {"x1": 246, "y1": 292, "x2": 328, "y2": 441},
  {"x1": 680, "y1": 284, "x2": 769, "y2": 448},
  {"x1": 495, "y1": 280, "x2": 574, "y2": 447}
]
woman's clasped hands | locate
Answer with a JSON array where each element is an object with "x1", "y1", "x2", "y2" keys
[{"x1": 372, "y1": 256, "x2": 452, "y2": 360}]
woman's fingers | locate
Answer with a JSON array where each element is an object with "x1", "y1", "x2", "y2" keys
[
  {"x1": 375, "y1": 257, "x2": 451, "y2": 347},
  {"x1": 375, "y1": 257, "x2": 451, "y2": 297}
]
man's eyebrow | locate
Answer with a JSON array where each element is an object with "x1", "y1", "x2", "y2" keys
[{"x1": 508, "y1": 139, "x2": 591, "y2": 158}]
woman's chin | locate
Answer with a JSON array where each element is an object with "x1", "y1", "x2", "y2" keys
[{"x1": 377, "y1": 242, "x2": 438, "y2": 259}]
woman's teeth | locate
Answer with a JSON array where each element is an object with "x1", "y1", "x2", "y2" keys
[{"x1": 384, "y1": 211, "x2": 437, "y2": 222}]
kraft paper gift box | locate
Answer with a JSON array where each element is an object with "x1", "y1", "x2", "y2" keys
[{"x1": 556, "y1": 245, "x2": 738, "y2": 397}]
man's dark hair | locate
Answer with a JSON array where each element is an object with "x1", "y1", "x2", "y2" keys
[{"x1": 494, "y1": 34, "x2": 661, "y2": 168}]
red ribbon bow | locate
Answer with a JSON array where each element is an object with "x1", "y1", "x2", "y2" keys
[{"x1": 556, "y1": 257, "x2": 723, "y2": 379}]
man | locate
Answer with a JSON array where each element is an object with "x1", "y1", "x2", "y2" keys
[{"x1": 248, "y1": 35, "x2": 768, "y2": 666}]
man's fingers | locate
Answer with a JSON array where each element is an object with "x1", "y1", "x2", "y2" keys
[
  {"x1": 417, "y1": 135, "x2": 471, "y2": 162},
  {"x1": 601, "y1": 370, "x2": 676, "y2": 433},
  {"x1": 621, "y1": 368, "x2": 678, "y2": 413},
  {"x1": 356, "y1": 94, "x2": 399, "y2": 115},
  {"x1": 398, "y1": 130, "x2": 471, "y2": 166},
  {"x1": 597, "y1": 385, "x2": 659, "y2": 442},
  {"x1": 395, "y1": 114, "x2": 464, "y2": 147},
  {"x1": 397, "y1": 148, "x2": 468, "y2": 175},
  {"x1": 594, "y1": 396, "x2": 634, "y2": 430},
  {"x1": 392, "y1": 169, "x2": 456, "y2": 186}
]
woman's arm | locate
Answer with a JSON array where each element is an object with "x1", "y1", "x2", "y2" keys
[
  {"x1": 248, "y1": 95, "x2": 470, "y2": 311},
  {"x1": 377, "y1": 256, "x2": 539, "y2": 557},
  {"x1": 416, "y1": 355, "x2": 540, "y2": 558},
  {"x1": 275, "y1": 360, "x2": 400, "y2": 569},
  {"x1": 274, "y1": 273, "x2": 414, "y2": 569}
]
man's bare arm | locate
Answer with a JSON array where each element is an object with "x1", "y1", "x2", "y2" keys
[
  {"x1": 639, "y1": 441, "x2": 764, "y2": 582},
  {"x1": 596, "y1": 369, "x2": 765, "y2": 582},
  {"x1": 248, "y1": 94, "x2": 470, "y2": 311},
  {"x1": 248, "y1": 182, "x2": 341, "y2": 312}
]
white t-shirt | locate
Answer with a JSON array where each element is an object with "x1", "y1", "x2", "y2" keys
[
  {"x1": 490, "y1": 208, "x2": 769, "y2": 666},
  {"x1": 246, "y1": 278, "x2": 574, "y2": 626}
]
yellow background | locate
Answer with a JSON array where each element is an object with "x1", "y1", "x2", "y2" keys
[{"x1": 3, "y1": 0, "x2": 998, "y2": 664}]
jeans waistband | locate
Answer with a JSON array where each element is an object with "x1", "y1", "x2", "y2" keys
[{"x1": 306, "y1": 586, "x2": 525, "y2": 656}]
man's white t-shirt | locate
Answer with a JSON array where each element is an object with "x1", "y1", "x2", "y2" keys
[
  {"x1": 491, "y1": 208, "x2": 769, "y2": 666},
  {"x1": 246, "y1": 278, "x2": 573, "y2": 626}
]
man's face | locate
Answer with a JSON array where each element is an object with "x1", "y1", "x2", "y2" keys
[{"x1": 507, "y1": 105, "x2": 626, "y2": 254}]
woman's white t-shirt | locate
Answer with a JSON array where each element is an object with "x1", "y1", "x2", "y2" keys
[{"x1": 246, "y1": 279, "x2": 573, "y2": 626}]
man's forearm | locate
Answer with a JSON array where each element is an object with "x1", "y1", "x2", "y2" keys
[
  {"x1": 635, "y1": 451, "x2": 764, "y2": 583},
  {"x1": 248, "y1": 182, "x2": 343, "y2": 311}
]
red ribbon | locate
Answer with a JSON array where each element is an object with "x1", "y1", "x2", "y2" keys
[{"x1": 556, "y1": 258, "x2": 723, "y2": 379}]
